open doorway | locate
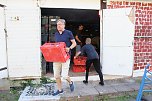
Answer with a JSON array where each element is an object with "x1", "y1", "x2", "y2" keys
[{"x1": 41, "y1": 8, "x2": 100, "y2": 77}]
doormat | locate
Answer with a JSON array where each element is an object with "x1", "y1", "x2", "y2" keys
[{"x1": 18, "y1": 83, "x2": 60, "y2": 101}]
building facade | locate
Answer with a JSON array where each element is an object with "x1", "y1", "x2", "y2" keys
[{"x1": 0, "y1": 0, "x2": 151, "y2": 79}]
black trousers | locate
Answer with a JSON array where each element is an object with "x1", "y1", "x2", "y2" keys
[{"x1": 86, "y1": 59, "x2": 104, "y2": 83}]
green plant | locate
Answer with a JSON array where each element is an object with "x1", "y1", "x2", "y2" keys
[
  {"x1": 20, "y1": 79, "x2": 35, "y2": 88},
  {"x1": 0, "y1": 90, "x2": 20, "y2": 101},
  {"x1": 40, "y1": 76, "x2": 56, "y2": 84}
]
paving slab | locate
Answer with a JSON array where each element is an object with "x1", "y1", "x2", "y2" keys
[
  {"x1": 126, "y1": 83, "x2": 140, "y2": 91},
  {"x1": 0, "y1": 79, "x2": 10, "y2": 90},
  {"x1": 95, "y1": 85, "x2": 118, "y2": 95},
  {"x1": 61, "y1": 81, "x2": 99, "y2": 98},
  {"x1": 18, "y1": 84, "x2": 60, "y2": 101},
  {"x1": 112, "y1": 83, "x2": 135, "y2": 92}
]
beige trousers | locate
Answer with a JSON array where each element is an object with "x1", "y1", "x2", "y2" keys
[{"x1": 53, "y1": 59, "x2": 70, "y2": 79}]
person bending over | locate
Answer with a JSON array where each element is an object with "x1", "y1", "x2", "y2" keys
[{"x1": 75, "y1": 38, "x2": 104, "y2": 86}]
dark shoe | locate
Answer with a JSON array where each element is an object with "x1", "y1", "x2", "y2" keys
[
  {"x1": 69, "y1": 81, "x2": 74, "y2": 92},
  {"x1": 99, "y1": 82, "x2": 104, "y2": 86},
  {"x1": 83, "y1": 80, "x2": 88, "y2": 84},
  {"x1": 52, "y1": 90, "x2": 63, "y2": 96}
]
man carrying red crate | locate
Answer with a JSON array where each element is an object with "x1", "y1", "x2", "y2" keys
[
  {"x1": 75, "y1": 38, "x2": 104, "y2": 86},
  {"x1": 52, "y1": 19, "x2": 77, "y2": 96}
]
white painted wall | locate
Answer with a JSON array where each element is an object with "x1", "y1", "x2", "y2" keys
[
  {"x1": 0, "y1": 7, "x2": 7, "y2": 69},
  {"x1": 0, "y1": 0, "x2": 6, "y2": 5},
  {"x1": 39, "y1": 0, "x2": 100, "y2": 10},
  {"x1": 102, "y1": 8, "x2": 134, "y2": 76},
  {"x1": 5, "y1": 0, "x2": 41, "y2": 78},
  {"x1": 6, "y1": 0, "x2": 38, "y2": 8},
  {"x1": 0, "y1": 7, "x2": 8, "y2": 79}
]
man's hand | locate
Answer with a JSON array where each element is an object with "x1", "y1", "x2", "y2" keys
[
  {"x1": 65, "y1": 47, "x2": 70, "y2": 52},
  {"x1": 78, "y1": 42, "x2": 82, "y2": 46},
  {"x1": 74, "y1": 56, "x2": 77, "y2": 59}
]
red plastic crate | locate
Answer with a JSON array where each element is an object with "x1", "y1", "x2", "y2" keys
[
  {"x1": 74, "y1": 56, "x2": 87, "y2": 65},
  {"x1": 40, "y1": 42, "x2": 70, "y2": 62},
  {"x1": 72, "y1": 65, "x2": 86, "y2": 72}
]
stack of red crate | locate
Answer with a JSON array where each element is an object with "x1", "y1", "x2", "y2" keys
[{"x1": 72, "y1": 56, "x2": 87, "y2": 72}]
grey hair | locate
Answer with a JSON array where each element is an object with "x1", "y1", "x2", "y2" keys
[
  {"x1": 57, "y1": 19, "x2": 66, "y2": 24},
  {"x1": 85, "y1": 38, "x2": 91, "y2": 44}
]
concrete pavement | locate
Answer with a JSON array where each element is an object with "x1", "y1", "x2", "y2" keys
[
  {"x1": 0, "y1": 79, "x2": 10, "y2": 91},
  {"x1": 0, "y1": 76, "x2": 152, "y2": 101},
  {"x1": 59, "y1": 77, "x2": 152, "y2": 101}
]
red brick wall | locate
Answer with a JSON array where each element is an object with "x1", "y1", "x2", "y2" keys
[{"x1": 107, "y1": 1, "x2": 152, "y2": 70}]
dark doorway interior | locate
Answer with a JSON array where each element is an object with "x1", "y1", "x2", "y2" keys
[
  {"x1": 41, "y1": 8, "x2": 100, "y2": 76},
  {"x1": 41, "y1": 8, "x2": 99, "y2": 23}
]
